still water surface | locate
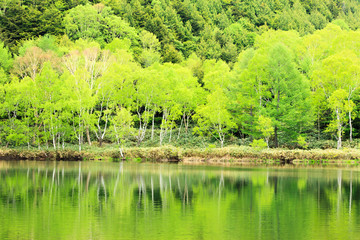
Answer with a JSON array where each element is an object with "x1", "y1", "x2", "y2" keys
[{"x1": 0, "y1": 161, "x2": 359, "y2": 240}]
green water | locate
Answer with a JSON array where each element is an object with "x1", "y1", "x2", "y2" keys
[{"x1": 0, "y1": 161, "x2": 359, "y2": 240}]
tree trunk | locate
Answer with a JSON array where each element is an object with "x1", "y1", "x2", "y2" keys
[
  {"x1": 185, "y1": 114, "x2": 190, "y2": 134},
  {"x1": 159, "y1": 111, "x2": 166, "y2": 146},
  {"x1": 52, "y1": 134, "x2": 56, "y2": 150},
  {"x1": 57, "y1": 132, "x2": 60, "y2": 149},
  {"x1": 349, "y1": 110, "x2": 353, "y2": 143},
  {"x1": 274, "y1": 89, "x2": 281, "y2": 148},
  {"x1": 169, "y1": 128, "x2": 172, "y2": 143},
  {"x1": 274, "y1": 126, "x2": 278, "y2": 148},
  {"x1": 177, "y1": 114, "x2": 184, "y2": 140},
  {"x1": 336, "y1": 108, "x2": 342, "y2": 149},
  {"x1": 318, "y1": 110, "x2": 320, "y2": 141},
  {"x1": 218, "y1": 129, "x2": 224, "y2": 148},
  {"x1": 119, "y1": 146, "x2": 124, "y2": 158},
  {"x1": 151, "y1": 112, "x2": 155, "y2": 140},
  {"x1": 86, "y1": 126, "x2": 91, "y2": 146}
]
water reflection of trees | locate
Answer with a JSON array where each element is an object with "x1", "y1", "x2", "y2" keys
[{"x1": 0, "y1": 163, "x2": 360, "y2": 239}]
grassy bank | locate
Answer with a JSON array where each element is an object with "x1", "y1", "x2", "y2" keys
[{"x1": 1, "y1": 145, "x2": 360, "y2": 164}]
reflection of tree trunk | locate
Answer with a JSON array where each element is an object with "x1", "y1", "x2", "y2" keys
[
  {"x1": 159, "y1": 173, "x2": 163, "y2": 192},
  {"x1": 57, "y1": 168, "x2": 60, "y2": 186},
  {"x1": 337, "y1": 170, "x2": 342, "y2": 214},
  {"x1": 139, "y1": 176, "x2": 146, "y2": 197},
  {"x1": 169, "y1": 175, "x2": 172, "y2": 191},
  {"x1": 86, "y1": 171, "x2": 91, "y2": 193},
  {"x1": 317, "y1": 179, "x2": 320, "y2": 208},
  {"x1": 219, "y1": 172, "x2": 224, "y2": 201},
  {"x1": 113, "y1": 163, "x2": 122, "y2": 196},
  {"x1": 274, "y1": 177, "x2": 278, "y2": 195},
  {"x1": 50, "y1": 167, "x2": 56, "y2": 197},
  {"x1": 33, "y1": 172, "x2": 37, "y2": 207},
  {"x1": 138, "y1": 179, "x2": 141, "y2": 204},
  {"x1": 78, "y1": 163, "x2": 82, "y2": 202},
  {"x1": 78, "y1": 162, "x2": 81, "y2": 186},
  {"x1": 276, "y1": 201, "x2": 280, "y2": 240},
  {"x1": 250, "y1": 179, "x2": 253, "y2": 211},
  {"x1": 184, "y1": 179, "x2": 189, "y2": 205},
  {"x1": 151, "y1": 177, "x2": 154, "y2": 203},
  {"x1": 97, "y1": 185, "x2": 100, "y2": 202},
  {"x1": 349, "y1": 171, "x2": 352, "y2": 215},
  {"x1": 177, "y1": 178, "x2": 182, "y2": 196},
  {"x1": 101, "y1": 175, "x2": 107, "y2": 202}
]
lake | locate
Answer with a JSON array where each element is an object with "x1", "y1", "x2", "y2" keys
[{"x1": 0, "y1": 161, "x2": 359, "y2": 239}]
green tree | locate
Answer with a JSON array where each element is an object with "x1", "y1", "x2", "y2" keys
[
  {"x1": 194, "y1": 89, "x2": 236, "y2": 148},
  {"x1": 111, "y1": 107, "x2": 135, "y2": 157},
  {"x1": 312, "y1": 51, "x2": 360, "y2": 142},
  {"x1": 256, "y1": 115, "x2": 274, "y2": 148},
  {"x1": 94, "y1": 50, "x2": 138, "y2": 146},
  {"x1": 265, "y1": 43, "x2": 313, "y2": 147},
  {"x1": 64, "y1": 4, "x2": 139, "y2": 46},
  {"x1": 0, "y1": 41, "x2": 13, "y2": 72},
  {"x1": 326, "y1": 89, "x2": 354, "y2": 149}
]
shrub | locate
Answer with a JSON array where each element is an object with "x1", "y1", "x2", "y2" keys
[{"x1": 250, "y1": 139, "x2": 267, "y2": 151}]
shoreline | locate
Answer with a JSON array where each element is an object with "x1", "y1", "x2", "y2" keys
[{"x1": 1, "y1": 146, "x2": 360, "y2": 165}]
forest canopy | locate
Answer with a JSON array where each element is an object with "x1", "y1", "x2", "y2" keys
[{"x1": 1, "y1": 0, "x2": 360, "y2": 150}]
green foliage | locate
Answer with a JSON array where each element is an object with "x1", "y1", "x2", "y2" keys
[
  {"x1": 2, "y1": 0, "x2": 360, "y2": 150},
  {"x1": 256, "y1": 116, "x2": 274, "y2": 148},
  {"x1": 2, "y1": 0, "x2": 359, "y2": 63},
  {"x1": 266, "y1": 43, "x2": 313, "y2": 144},
  {"x1": 64, "y1": 4, "x2": 139, "y2": 47},
  {"x1": 0, "y1": 41, "x2": 13, "y2": 72},
  {"x1": 250, "y1": 139, "x2": 267, "y2": 151},
  {"x1": 297, "y1": 135, "x2": 308, "y2": 149},
  {"x1": 194, "y1": 89, "x2": 236, "y2": 148}
]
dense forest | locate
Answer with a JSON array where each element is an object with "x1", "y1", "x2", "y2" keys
[{"x1": 1, "y1": 0, "x2": 360, "y2": 151}]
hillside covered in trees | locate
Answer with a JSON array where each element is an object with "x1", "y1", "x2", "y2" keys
[
  {"x1": 1, "y1": 0, "x2": 360, "y2": 151},
  {"x1": 2, "y1": 0, "x2": 360, "y2": 61}
]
